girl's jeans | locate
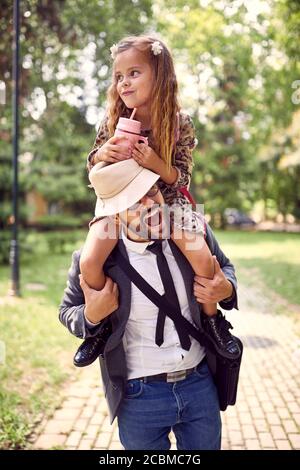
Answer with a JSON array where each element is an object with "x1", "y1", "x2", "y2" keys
[{"x1": 117, "y1": 359, "x2": 221, "y2": 450}]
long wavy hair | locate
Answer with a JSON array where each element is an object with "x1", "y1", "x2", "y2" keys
[{"x1": 106, "y1": 35, "x2": 180, "y2": 170}]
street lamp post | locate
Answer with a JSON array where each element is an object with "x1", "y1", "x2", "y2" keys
[{"x1": 9, "y1": 0, "x2": 20, "y2": 296}]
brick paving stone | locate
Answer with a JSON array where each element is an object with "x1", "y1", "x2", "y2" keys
[
  {"x1": 268, "y1": 390, "x2": 281, "y2": 402},
  {"x1": 96, "y1": 400, "x2": 109, "y2": 414},
  {"x1": 283, "y1": 392, "x2": 296, "y2": 402},
  {"x1": 52, "y1": 408, "x2": 81, "y2": 421},
  {"x1": 78, "y1": 439, "x2": 94, "y2": 450},
  {"x1": 258, "y1": 432, "x2": 276, "y2": 448},
  {"x1": 270, "y1": 425, "x2": 287, "y2": 440},
  {"x1": 288, "y1": 433, "x2": 300, "y2": 449},
  {"x1": 261, "y1": 401, "x2": 275, "y2": 412},
  {"x1": 101, "y1": 416, "x2": 113, "y2": 433},
  {"x1": 80, "y1": 405, "x2": 96, "y2": 419},
  {"x1": 225, "y1": 408, "x2": 238, "y2": 419},
  {"x1": 43, "y1": 419, "x2": 74, "y2": 435},
  {"x1": 65, "y1": 430, "x2": 82, "y2": 447},
  {"x1": 277, "y1": 407, "x2": 292, "y2": 419},
  {"x1": 34, "y1": 433, "x2": 66, "y2": 449},
  {"x1": 287, "y1": 402, "x2": 300, "y2": 413},
  {"x1": 90, "y1": 412, "x2": 105, "y2": 426},
  {"x1": 82, "y1": 424, "x2": 100, "y2": 441},
  {"x1": 67, "y1": 387, "x2": 92, "y2": 399},
  {"x1": 282, "y1": 419, "x2": 298, "y2": 433},
  {"x1": 228, "y1": 418, "x2": 241, "y2": 430},
  {"x1": 109, "y1": 441, "x2": 124, "y2": 450},
  {"x1": 236, "y1": 401, "x2": 249, "y2": 412},
  {"x1": 292, "y1": 413, "x2": 300, "y2": 426},
  {"x1": 221, "y1": 438, "x2": 230, "y2": 450},
  {"x1": 251, "y1": 407, "x2": 265, "y2": 419},
  {"x1": 247, "y1": 396, "x2": 260, "y2": 406},
  {"x1": 239, "y1": 412, "x2": 253, "y2": 425},
  {"x1": 272, "y1": 397, "x2": 288, "y2": 408},
  {"x1": 63, "y1": 397, "x2": 86, "y2": 409},
  {"x1": 256, "y1": 392, "x2": 270, "y2": 401},
  {"x1": 94, "y1": 432, "x2": 112, "y2": 449},
  {"x1": 245, "y1": 439, "x2": 261, "y2": 450},
  {"x1": 72, "y1": 418, "x2": 89, "y2": 432},
  {"x1": 242, "y1": 425, "x2": 257, "y2": 439},
  {"x1": 254, "y1": 419, "x2": 269, "y2": 433},
  {"x1": 229, "y1": 431, "x2": 244, "y2": 446},
  {"x1": 86, "y1": 396, "x2": 103, "y2": 407},
  {"x1": 266, "y1": 412, "x2": 281, "y2": 425},
  {"x1": 275, "y1": 440, "x2": 292, "y2": 450},
  {"x1": 112, "y1": 427, "x2": 120, "y2": 441}
]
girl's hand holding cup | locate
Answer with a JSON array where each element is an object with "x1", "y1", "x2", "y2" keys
[
  {"x1": 132, "y1": 142, "x2": 161, "y2": 173},
  {"x1": 94, "y1": 135, "x2": 133, "y2": 164}
]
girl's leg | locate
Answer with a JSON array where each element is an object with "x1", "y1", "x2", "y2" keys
[
  {"x1": 80, "y1": 216, "x2": 119, "y2": 290},
  {"x1": 171, "y1": 227, "x2": 217, "y2": 315}
]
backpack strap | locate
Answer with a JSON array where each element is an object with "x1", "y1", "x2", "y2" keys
[{"x1": 114, "y1": 246, "x2": 212, "y2": 350}]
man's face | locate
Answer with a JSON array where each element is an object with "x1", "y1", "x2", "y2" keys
[{"x1": 118, "y1": 185, "x2": 171, "y2": 241}]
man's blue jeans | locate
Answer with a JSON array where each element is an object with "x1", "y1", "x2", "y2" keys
[{"x1": 117, "y1": 359, "x2": 221, "y2": 450}]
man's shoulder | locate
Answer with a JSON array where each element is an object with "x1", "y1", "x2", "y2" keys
[{"x1": 71, "y1": 248, "x2": 82, "y2": 265}]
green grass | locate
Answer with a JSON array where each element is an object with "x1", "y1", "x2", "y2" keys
[
  {"x1": 0, "y1": 232, "x2": 85, "y2": 449},
  {"x1": 215, "y1": 230, "x2": 300, "y2": 307}
]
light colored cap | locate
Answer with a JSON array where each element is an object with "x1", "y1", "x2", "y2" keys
[{"x1": 89, "y1": 159, "x2": 160, "y2": 217}]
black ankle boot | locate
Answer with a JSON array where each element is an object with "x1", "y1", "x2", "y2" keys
[
  {"x1": 201, "y1": 310, "x2": 241, "y2": 359},
  {"x1": 73, "y1": 324, "x2": 111, "y2": 367}
]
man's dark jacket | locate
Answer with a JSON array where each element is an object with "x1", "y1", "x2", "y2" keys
[{"x1": 59, "y1": 225, "x2": 238, "y2": 423}]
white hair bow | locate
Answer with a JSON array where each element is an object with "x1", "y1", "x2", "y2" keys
[
  {"x1": 110, "y1": 44, "x2": 118, "y2": 59},
  {"x1": 151, "y1": 41, "x2": 163, "y2": 56}
]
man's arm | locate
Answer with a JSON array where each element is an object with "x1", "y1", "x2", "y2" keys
[
  {"x1": 59, "y1": 250, "x2": 118, "y2": 338},
  {"x1": 194, "y1": 223, "x2": 238, "y2": 310}
]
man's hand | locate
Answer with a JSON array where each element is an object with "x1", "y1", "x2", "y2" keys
[
  {"x1": 79, "y1": 275, "x2": 119, "y2": 324},
  {"x1": 193, "y1": 256, "x2": 233, "y2": 304}
]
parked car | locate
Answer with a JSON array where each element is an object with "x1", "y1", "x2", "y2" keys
[{"x1": 224, "y1": 208, "x2": 256, "y2": 227}]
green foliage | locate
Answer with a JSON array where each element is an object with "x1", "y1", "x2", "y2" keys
[
  {"x1": 216, "y1": 229, "x2": 300, "y2": 307},
  {"x1": 155, "y1": 0, "x2": 300, "y2": 224},
  {"x1": 0, "y1": 229, "x2": 85, "y2": 265},
  {"x1": 276, "y1": 0, "x2": 300, "y2": 61},
  {"x1": 1, "y1": 0, "x2": 300, "y2": 227},
  {"x1": 0, "y1": 0, "x2": 153, "y2": 229},
  {"x1": 0, "y1": 391, "x2": 29, "y2": 449},
  {"x1": 0, "y1": 247, "x2": 80, "y2": 448},
  {"x1": 33, "y1": 214, "x2": 80, "y2": 229}
]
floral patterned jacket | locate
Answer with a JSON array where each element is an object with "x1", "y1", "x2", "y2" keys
[{"x1": 86, "y1": 111, "x2": 197, "y2": 206}]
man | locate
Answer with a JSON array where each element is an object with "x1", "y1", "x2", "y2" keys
[{"x1": 59, "y1": 160, "x2": 238, "y2": 450}]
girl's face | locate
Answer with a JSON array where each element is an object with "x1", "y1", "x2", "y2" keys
[{"x1": 114, "y1": 48, "x2": 154, "y2": 110}]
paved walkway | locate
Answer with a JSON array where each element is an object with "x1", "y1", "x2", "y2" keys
[{"x1": 31, "y1": 283, "x2": 300, "y2": 450}]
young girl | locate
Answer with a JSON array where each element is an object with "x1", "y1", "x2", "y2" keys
[{"x1": 75, "y1": 35, "x2": 239, "y2": 366}]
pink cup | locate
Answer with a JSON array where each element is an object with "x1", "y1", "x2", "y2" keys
[{"x1": 114, "y1": 117, "x2": 148, "y2": 157}]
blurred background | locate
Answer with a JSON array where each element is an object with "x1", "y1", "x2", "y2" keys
[{"x1": 0, "y1": 0, "x2": 299, "y2": 449}]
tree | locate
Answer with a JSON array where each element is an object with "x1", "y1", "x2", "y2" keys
[
  {"x1": 153, "y1": 0, "x2": 300, "y2": 225},
  {"x1": 0, "y1": 0, "x2": 153, "y2": 228}
]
